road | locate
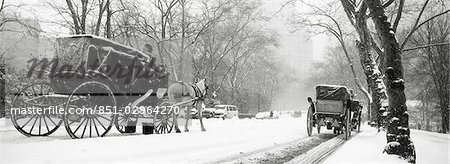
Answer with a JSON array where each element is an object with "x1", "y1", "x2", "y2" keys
[{"x1": 1, "y1": 116, "x2": 331, "y2": 164}]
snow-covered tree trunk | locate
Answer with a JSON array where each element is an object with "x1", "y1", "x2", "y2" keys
[
  {"x1": 354, "y1": 17, "x2": 384, "y2": 125},
  {"x1": 340, "y1": 0, "x2": 386, "y2": 125},
  {"x1": 0, "y1": 65, "x2": 4, "y2": 118},
  {"x1": 355, "y1": 40, "x2": 383, "y2": 124},
  {"x1": 365, "y1": 0, "x2": 416, "y2": 162}
]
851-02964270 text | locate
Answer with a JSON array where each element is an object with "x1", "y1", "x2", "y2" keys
[{"x1": 9, "y1": 105, "x2": 181, "y2": 116}]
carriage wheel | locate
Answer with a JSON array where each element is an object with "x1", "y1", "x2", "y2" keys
[
  {"x1": 344, "y1": 108, "x2": 351, "y2": 140},
  {"x1": 154, "y1": 101, "x2": 176, "y2": 134},
  {"x1": 307, "y1": 106, "x2": 313, "y2": 137},
  {"x1": 115, "y1": 111, "x2": 137, "y2": 134},
  {"x1": 357, "y1": 111, "x2": 361, "y2": 132},
  {"x1": 64, "y1": 81, "x2": 115, "y2": 139},
  {"x1": 11, "y1": 83, "x2": 63, "y2": 136}
]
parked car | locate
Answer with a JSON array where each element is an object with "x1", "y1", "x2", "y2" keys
[
  {"x1": 291, "y1": 111, "x2": 302, "y2": 118},
  {"x1": 202, "y1": 108, "x2": 215, "y2": 119},
  {"x1": 214, "y1": 105, "x2": 238, "y2": 119},
  {"x1": 189, "y1": 108, "x2": 215, "y2": 119},
  {"x1": 190, "y1": 108, "x2": 199, "y2": 119}
]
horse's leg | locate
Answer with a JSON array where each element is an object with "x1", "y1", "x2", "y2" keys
[
  {"x1": 174, "y1": 109, "x2": 181, "y2": 133},
  {"x1": 197, "y1": 101, "x2": 206, "y2": 131},
  {"x1": 184, "y1": 106, "x2": 190, "y2": 132}
]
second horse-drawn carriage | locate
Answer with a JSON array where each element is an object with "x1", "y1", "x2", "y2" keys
[
  {"x1": 306, "y1": 84, "x2": 362, "y2": 140},
  {"x1": 10, "y1": 35, "x2": 208, "y2": 139}
]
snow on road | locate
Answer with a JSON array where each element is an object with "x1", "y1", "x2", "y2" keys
[
  {"x1": 323, "y1": 125, "x2": 450, "y2": 164},
  {"x1": 0, "y1": 116, "x2": 307, "y2": 164}
]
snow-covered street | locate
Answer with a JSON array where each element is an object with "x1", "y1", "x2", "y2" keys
[
  {"x1": 2, "y1": 115, "x2": 449, "y2": 164},
  {"x1": 1, "y1": 115, "x2": 311, "y2": 164}
]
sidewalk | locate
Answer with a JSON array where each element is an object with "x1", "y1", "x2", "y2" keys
[{"x1": 322, "y1": 125, "x2": 449, "y2": 164}]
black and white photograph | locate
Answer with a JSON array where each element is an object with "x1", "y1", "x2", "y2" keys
[{"x1": 0, "y1": 0, "x2": 448, "y2": 163}]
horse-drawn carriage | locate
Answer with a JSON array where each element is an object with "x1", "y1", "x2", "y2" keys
[
  {"x1": 306, "y1": 84, "x2": 362, "y2": 140},
  {"x1": 10, "y1": 35, "x2": 206, "y2": 139}
]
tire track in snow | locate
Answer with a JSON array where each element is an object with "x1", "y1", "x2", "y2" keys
[
  {"x1": 286, "y1": 134, "x2": 346, "y2": 164},
  {"x1": 209, "y1": 134, "x2": 336, "y2": 164}
]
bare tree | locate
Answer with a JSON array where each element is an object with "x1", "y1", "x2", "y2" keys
[
  {"x1": 1, "y1": 1, "x2": 42, "y2": 36},
  {"x1": 364, "y1": 0, "x2": 416, "y2": 162},
  {"x1": 191, "y1": 0, "x2": 267, "y2": 90},
  {"x1": 407, "y1": 12, "x2": 449, "y2": 133},
  {"x1": 0, "y1": 0, "x2": 4, "y2": 116},
  {"x1": 118, "y1": 0, "x2": 279, "y2": 112},
  {"x1": 1, "y1": 1, "x2": 44, "y2": 117},
  {"x1": 186, "y1": 0, "x2": 279, "y2": 112},
  {"x1": 306, "y1": 46, "x2": 365, "y2": 90},
  {"x1": 47, "y1": 0, "x2": 115, "y2": 37},
  {"x1": 123, "y1": 0, "x2": 229, "y2": 81},
  {"x1": 290, "y1": 0, "x2": 374, "y2": 121},
  {"x1": 338, "y1": 0, "x2": 389, "y2": 130},
  {"x1": 339, "y1": 0, "x2": 448, "y2": 161},
  {"x1": 400, "y1": 0, "x2": 449, "y2": 52}
]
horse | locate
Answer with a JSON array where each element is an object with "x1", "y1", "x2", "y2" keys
[{"x1": 167, "y1": 79, "x2": 209, "y2": 132}]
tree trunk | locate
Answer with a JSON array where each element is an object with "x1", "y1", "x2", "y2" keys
[
  {"x1": 0, "y1": 65, "x2": 4, "y2": 118},
  {"x1": 366, "y1": 0, "x2": 416, "y2": 162},
  {"x1": 180, "y1": 0, "x2": 186, "y2": 81},
  {"x1": 106, "y1": 0, "x2": 111, "y2": 39},
  {"x1": 65, "y1": 0, "x2": 81, "y2": 34},
  {"x1": 435, "y1": 44, "x2": 449, "y2": 133},
  {"x1": 338, "y1": 40, "x2": 372, "y2": 111},
  {"x1": 440, "y1": 99, "x2": 449, "y2": 133},
  {"x1": 341, "y1": 0, "x2": 386, "y2": 125},
  {"x1": 356, "y1": 40, "x2": 382, "y2": 124},
  {"x1": 80, "y1": 0, "x2": 88, "y2": 33},
  {"x1": 95, "y1": 0, "x2": 107, "y2": 36}
]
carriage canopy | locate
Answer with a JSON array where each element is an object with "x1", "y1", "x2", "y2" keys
[
  {"x1": 55, "y1": 34, "x2": 151, "y2": 63},
  {"x1": 315, "y1": 84, "x2": 351, "y2": 101},
  {"x1": 51, "y1": 35, "x2": 168, "y2": 97}
]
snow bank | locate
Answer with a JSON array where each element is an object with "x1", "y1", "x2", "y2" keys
[
  {"x1": 0, "y1": 118, "x2": 4, "y2": 127},
  {"x1": 410, "y1": 129, "x2": 450, "y2": 139},
  {"x1": 0, "y1": 118, "x2": 15, "y2": 132},
  {"x1": 323, "y1": 125, "x2": 450, "y2": 164},
  {"x1": 255, "y1": 111, "x2": 280, "y2": 119},
  {"x1": 410, "y1": 129, "x2": 449, "y2": 164},
  {"x1": 322, "y1": 125, "x2": 407, "y2": 164}
]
